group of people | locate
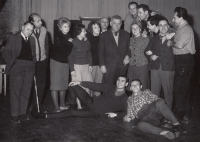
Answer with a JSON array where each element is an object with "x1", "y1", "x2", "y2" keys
[{"x1": 2, "y1": 1, "x2": 195, "y2": 140}]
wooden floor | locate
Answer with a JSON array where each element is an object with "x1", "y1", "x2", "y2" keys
[{"x1": 0, "y1": 83, "x2": 200, "y2": 142}]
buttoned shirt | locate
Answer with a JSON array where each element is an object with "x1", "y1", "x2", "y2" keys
[{"x1": 173, "y1": 21, "x2": 196, "y2": 55}]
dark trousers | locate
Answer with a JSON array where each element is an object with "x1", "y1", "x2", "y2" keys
[
  {"x1": 10, "y1": 59, "x2": 35, "y2": 117},
  {"x1": 151, "y1": 65, "x2": 174, "y2": 108},
  {"x1": 30, "y1": 59, "x2": 47, "y2": 110},
  {"x1": 103, "y1": 65, "x2": 127, "y2": 85},
  {"x1": 137, "y1": 99, "x2": 178, "y2": 135},
  {"x1": 173, "y1": 54, "x2": 194, "y2": 120},
  {"x1": 48, "y1": 85, "x2": 99, "y2": 119}
]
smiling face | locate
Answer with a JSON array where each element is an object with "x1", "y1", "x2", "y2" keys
[
  {"x1": 131, "y1": 24, "x2": 141, "y2": 37},
  {"x1": 60, "y1": 23, "x2": 70, "y2": 35},
  {"x1": 138, "y1": 8, "x2": 148, "y2": 21},
  {"x1": 172, "y1": 12, "x2": 181, "y2": 27},
  {"x1": 158, "y1": 20, "x2": 169, "y2": 35},
  {"x1": 129, "y1": 4, "x2": 138, "y2": 16},
  {"x1": 100, "y1": 18, "x2": 109, "y2": 30},
  {"x1": 116, "y1": 77, "x2": 128, "y2": 90},
  {"x1": 79, "y1": 28, "x2": 87, "y2": 38},
  {"x1": 130, "y1": 81, "x2": 142, "y2": 93},
  {"x1": 22, "y1": 23, "x2": 34, "y2": 37},
  {"x1": 110, "y1": 18, "x2": 122, "y2": 32},
  {"x1": 92, "y1": 24, "x2": 100, "y2": 36}
]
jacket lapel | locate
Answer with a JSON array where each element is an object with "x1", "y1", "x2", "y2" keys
[
  {"x1": 15, "y1": 33, "x2": 22, "y2": 58},
  {"x1": 108, "y1": 29, "x2": 118, "y2": 48}
]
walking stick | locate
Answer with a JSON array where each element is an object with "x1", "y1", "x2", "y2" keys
[{"x1": 34, "y1": 76, "x2": 40, "y2": 113}]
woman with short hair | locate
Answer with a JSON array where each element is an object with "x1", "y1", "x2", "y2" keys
[{"x1": 50, "y1": 17, "x2": 73, "y2": 112}]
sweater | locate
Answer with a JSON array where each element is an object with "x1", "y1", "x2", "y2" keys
[
  {"x1": 129, "y1": 35, "x2": 149, "y2": 66},
  {"x1": 51, "y1": 31, "x2": 73, "y2": 63},
  {"x1": 81, "y1": 81, "x2": 128, "y2": 118},
  {"x1": 86, "y1": 33, "x2": 100, "y2": 66},
  {"x1": 68, "y1": 37, "x2": 92, "y2": 71}
]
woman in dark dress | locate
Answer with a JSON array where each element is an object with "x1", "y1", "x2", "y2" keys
[
  {"x1": 86, "y1": 20, "x2": 103, "y2": 96},
  {"x1": 50, "y1": 17, "x2": 73, "y2": 112}
]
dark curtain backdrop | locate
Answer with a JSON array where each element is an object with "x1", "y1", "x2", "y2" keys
[{"x1": 1, "y1": 0, "x2": 200, "y2": 53}]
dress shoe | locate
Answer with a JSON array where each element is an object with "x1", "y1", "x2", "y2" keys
[
  {"x1": 19, "y1": 114, "x2": 30, "y2": 121},
  {"x1": 60, "y1": 105, "x2": 70, "y2": 111},
  {"x1": 11, "y1": 116, "x2": 21, "y2": 123},
  {"x1": 172, "y1": 124, "x2": 187, "y2": 134}
]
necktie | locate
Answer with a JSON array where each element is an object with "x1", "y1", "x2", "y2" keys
[
  {"x1": 35, "y1": 30, "x2": 41, "y2": 61},
  {"x1": 114, "y1": 32, "x2": 118, "y2": 36},
  {"x1": 25, "y1": 37, "x2": 28, "y2": 42}
]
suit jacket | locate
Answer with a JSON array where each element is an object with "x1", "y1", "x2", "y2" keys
[
  {"x1": 144, "y1": 35, "x2": 175, "y2": 71},
  {"x1": 98, "y1": 29, "x2": 131, "y2": 71},
  {"x1": 2, "y1": 32, "x2": 36, "y2": 74}
]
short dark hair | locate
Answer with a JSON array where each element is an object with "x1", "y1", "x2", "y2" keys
[
  {"x1": 118, "y1": 75, "x2": 129, "y2": 83},
  {"x1": 87, "y1": 20, "x2": 101, "y2": 35},
  {"x1": 147, "y1": 14, "x2": 165, "y2": 26},
  {"x1": 23, "y1": 21, "x2": 35, "y2": 28},
  {"x1": 57, "y1": 17, "x2": 71, "y2": 30},
  {"x1": 158, "y1": 17, "x2": 169, "y2": 25},
  {"x1": 28, "y1": 13, "x2": 40, "y2": 22},
  {"x1": 128, "y1": 2, "x2": 138, "y2": 9},
  {"x1": 137, "y1": 4, "x2": 149, "y2": 13},
  {"x1": 73, "y1": 24, "x2": 85, "y2": 37},
  {"x1": 130, "y1": 79, "x2": 142, "y2": 86},
  {"x1": 174, "y1": 7, "x2": 188, "y2": 20}
]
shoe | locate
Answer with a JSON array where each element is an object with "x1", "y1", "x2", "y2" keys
[
  {"x1": 60, "y1": 105, "x2": 70, "y2": 111},
  {"x1": 19, "y1": 114, "x2": 30, "y2": 121},
  {"x1": 172, "y1": 124, "x2": 187, "y2": 134},
  {"x1": 11, "y1": 116, "x2": 21, "y2": 123},
  {"x1": 165, "y1": 131, "x2": 180, "y2": 140},
  {"x1": 34, "y1": 113, "x2": 46, "y2": 119}
]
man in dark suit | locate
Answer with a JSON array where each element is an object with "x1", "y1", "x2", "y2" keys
[
  {"x1": 145, "y1": 18, "x2": 175, "y2": 109},
  {"x1": 98, "y1": 15, "x2": 131, "y2": 84},
  {"x1": 2, "y1": 21, "x2": 36, "y2": 123}
]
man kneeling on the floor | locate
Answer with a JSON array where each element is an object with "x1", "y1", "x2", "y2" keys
[
  {"x1": 123, "y1": 79, "x2": 185, "y2": 140},
  {"x1": 35, "y1": 75, "x2": 129, "y2": 119}
]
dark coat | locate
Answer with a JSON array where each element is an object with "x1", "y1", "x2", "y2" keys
[
  {"x1": 144, "y1": 35, "x2": 175, "y2": 71},
  {"x1": 2, "y1": 32, "x2": 36, "y2": 74},
  {"x1": 98, "y1": 29, "x2": 131, "y2": 71}
]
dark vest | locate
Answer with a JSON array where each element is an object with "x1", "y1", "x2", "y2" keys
[{"x1": 16, "y1": 37, "x2": 32, "y2": 61}]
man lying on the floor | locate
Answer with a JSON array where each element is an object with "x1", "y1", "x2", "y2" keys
[
  {"x1": 123, "y1": 79, "x2": 186, "y2": 140},
  {"x1": 35, "y1": 75, "x2": 130, "y2": 119}
]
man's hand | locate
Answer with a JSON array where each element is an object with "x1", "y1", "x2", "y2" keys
[
  {"x1": 123, "y1": 55, "x2": 130, "y2": 66},
  {"x1": 89, "y1": 66, "x2": 92, "y2": 72},
  {"x1": 105, "y1": 112, "x2": 117, "y2": 118},
  {"x1": 69, "y1": 81, "x2": 81, "y2": 86},
  {"x1": 142, "y1": 31, "x2": 148, "y2": 38},
  {"x1": 101, "y1": 66, "x2": 107, "y2": 73},
  {"x1": 123, "y1": 115, "x2": 133, "y2": 122},
  {"x1": 165, "y1": 33, "x2": 175, "y2": 40},
  {"x1": 151, "y1": 55, "x2": 159, "y2": 61},
  {"x1": 71, "y1": 71, "x2": 76, "y2": 77},
  {"x1": 68, "y1": 38, "x2": 73, "y2": 42},
  {"x1": 167, "y1": 40, "x2": 173, "y2": 47}
]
